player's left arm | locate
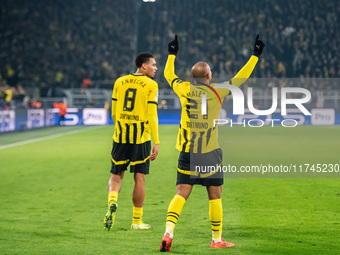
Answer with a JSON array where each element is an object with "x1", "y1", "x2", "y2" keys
[
  {"x1": 229, "y1": 34, "x2": 265, "y2": 87},
  {"x1": 148, "y1": 102, "x2": 159, "y2": 144},
  {"x1": 148, "y1": 103, "x2": 159, "y2": 161},
  {"x1": 148, "y1": 84, "x2": 160, "y2": 161},
  {"x1": 111, "y1": 99, "x2": 117, "y2": 123}
]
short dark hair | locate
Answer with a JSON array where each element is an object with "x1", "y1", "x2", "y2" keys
[{"x1": 135, "y1": 52, "x2": 154, "y2": 68}]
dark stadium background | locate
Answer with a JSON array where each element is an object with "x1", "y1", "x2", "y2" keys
[
  {"x1": 0, "y1": 0, "x2": 339, "y2": 128},
  {"x1": 1, "y1": 0, "x2": 339, "y2": 89}
]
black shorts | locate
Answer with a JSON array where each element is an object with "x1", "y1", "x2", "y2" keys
[
  {"x1": 176, "y1": 149, "x2": 224, "y2": 187},
  {"x1": 110, "y1": 141, "x2": 151, "y2": 175}
]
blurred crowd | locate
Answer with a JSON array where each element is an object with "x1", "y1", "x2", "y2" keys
[
  {"x1": 0, "y1": 84, "x2": 45, "y2": 109},
  {"x1": 0, "y1": 0, "x2": 135, "y2": 91},
  {"x1": 0, "y1": 0, "x2": 339, "y2": 101},
  {"x1": 139, "y1": 0, "x2": 340, "y2": 87}
]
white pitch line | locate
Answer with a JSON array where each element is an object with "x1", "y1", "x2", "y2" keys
[{"x1": 0, "y1": 126, "x2": 105, "y2": 150}]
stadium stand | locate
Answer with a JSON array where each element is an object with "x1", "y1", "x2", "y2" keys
[{"x1": 0, "y1": 0, "x2": 339, "y2": 110}]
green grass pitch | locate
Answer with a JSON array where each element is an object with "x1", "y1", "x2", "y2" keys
[{"x1": 0, "y1": 125, "x2": 339, "y2": 254}]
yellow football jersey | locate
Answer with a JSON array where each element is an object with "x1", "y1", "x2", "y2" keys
[
  {"x1": 171, "y1": 79, "x2": 229, "y2": 153},
  {"x1": 164, "y1": 54, "x2": 258, "y2": 153},
  {"x1": 112, "y1": 73, "x2": 159, "y2": 144}
]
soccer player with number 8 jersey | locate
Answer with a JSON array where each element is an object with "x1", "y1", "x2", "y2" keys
[{"x1": 104, "y1": 52, "x2": 160, "y2": 231}]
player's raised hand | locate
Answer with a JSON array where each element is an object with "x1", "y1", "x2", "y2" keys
[
  {"x1": 168, "y1": 35, "x2": 179, "y2": 55},
  {"x1": 253, "y1": 34, "x2": 265, "y2": 57}
]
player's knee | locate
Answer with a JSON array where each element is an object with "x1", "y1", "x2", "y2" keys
[
  {"x1": 110, "y1": 173, "x2": 121, "y2": 181},
  {"x1": 176, "y1": 185, "x2": 192, "y2": 200},
  {"x1": 134, "y1": 173, "x2": 145, "y2": 184},
  {"x1": 207, "y1": 186, "x2": 222, "y2": 200}
]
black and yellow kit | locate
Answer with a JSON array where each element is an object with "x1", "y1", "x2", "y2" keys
[
  {"x1": 164, "y1": 54, "x2": 258, "y2": 179},
  {"x1": 112, "y1": 73, "x2": 159, "y2": 145},
  {"x1": 111, "y1": 73, "x2": 159, "y2": 173}
]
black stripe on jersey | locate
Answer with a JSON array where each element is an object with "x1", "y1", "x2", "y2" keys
[
  {"x1": 112, "y1": 98, "x2": 117, "y2": 101},
  {"x1": 210, "y1": 220, "x2": 221, "y2": 223},
  {"x1": 206, "y1": 128, "x2": 212, "y2": 146},
  {"x1": 182, "y1": 128, "x2": 188, "y2": 152},
  {"x1": 178, "y1": 124, "x2": 182, "y2": 146},
  {"x1": 171, "y1": 78, "x2": 180, "y2": 87},
  {"x1": 197, "y1": 131, "x2": 205, "y2": 154},
  {"x1": 125, "y1": 123, "x2": 130, "y2": 143},
  {"x1": 140, "y1": 122, "x2": 145, "y2": 138},
  {"x1": 189, "y1": 131, "x2": 196, "y2": 153},
  {"x1": 148, "y1": 101, "x2": 158, "y2": 105},
  {"x1": 117, "y1": 121, "x2": 122, "y2": 143},
  {"x1": 133, "y1": 123, "x2": 137, "y2": 144}
]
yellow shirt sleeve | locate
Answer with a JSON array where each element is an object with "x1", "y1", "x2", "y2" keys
[
  {"x1": 147, "y1": 81, "x2": 159, "y2": 144},
  {"x1": 148, "y1": 103, "x2": 159, "y2": 144},
  {"x1": 111, "y1": 99, "x2": 117, "y2": 123},
  {"x1": 164, "y1": 54, "x2": 178, "y2": 86},
  {"x1": 230, "y1": 55, "x2": 259, "y2": 87},
  {"x1": 164, "y1": 54, "x2": 188, "y2": 97}
]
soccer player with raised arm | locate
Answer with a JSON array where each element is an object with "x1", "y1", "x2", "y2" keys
[
  {"x1": 159, "y1": 35, "x2": 265, "y2": 251},
  {"x1": 104, "y1": 52, "x2": 160, "y2": 231}
]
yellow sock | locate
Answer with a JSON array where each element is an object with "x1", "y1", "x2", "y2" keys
[
  {"x1": 133, "y1": 206, "x2": 143, "y2": 225},
  {"x1": 209, "y1": 199, "x2": 223, "y2": 241},
  {"x1": 108, "y1": 191, "x2": 118, "y2": 206},
  {"x1": 165, "y1": 194, "x2": 186, "y2": 235}
]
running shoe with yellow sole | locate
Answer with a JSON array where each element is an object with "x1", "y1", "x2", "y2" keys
[{"x1": 104, "y1": 203, "x2": 118, "y2": 231}]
